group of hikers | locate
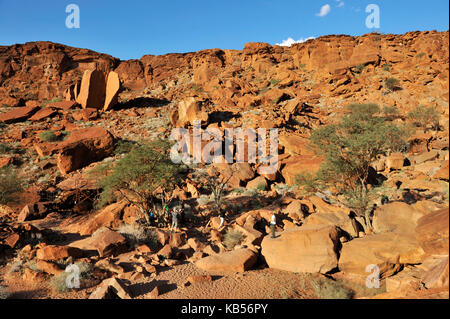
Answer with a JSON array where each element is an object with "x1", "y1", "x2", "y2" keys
[
  {"x1": 143, "y1": 194, "x2": 390, "y2": 238},
  {"x1": 147, "y1": 204, "x2": 185, "y2": 231}
]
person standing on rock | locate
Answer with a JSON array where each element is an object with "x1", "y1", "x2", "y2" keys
[
  {"x1": 270, "y1": 211, "x2": 277, "y2": 238},
  {"x1": 171, "y1": 208, "x2": 179, "y2": 232},
  {"x1": 219, "y1": 210, "x2": 226, "y2": 229},
  {"x1": 164, "y1": 205, "x2": 170, "y2": 227}
]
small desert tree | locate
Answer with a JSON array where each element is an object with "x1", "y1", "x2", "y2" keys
[
  {"x1": 193, "y1": 166, "x2": 235, "y2": 214},
  {"x1": 0, "y1": 166, "x2": 24, "y2": 205},
  {"x1": 95, "y1": 139, "x2": 186, "y2": 224},
  {"x1": 295, "y1": 103, "x2": 407, "y2": 229}
]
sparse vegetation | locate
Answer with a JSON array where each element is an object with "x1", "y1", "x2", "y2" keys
[
  {"x1": 310, "y1": 276, "x2": 354, "y2": 299},
  {"x1": 223, "y1": 229, "x2": 244, "y2": 249},
  {"x1": 39, "y1": 130, "x2": 58, "y2": 142},
  {"x1": 50, "y1": 261, "x2": 93, "y2": 293},
  {"x1": 114, "y1": 139, "x2": 136, "y2": 155},
  {"x1": 416, "y1": 52, "x2": 426, "y2": 58},
  {"x1": 382, "y1": 105, "x2": 400, "y2": 121},
  {"x1": 41, "y1": 97, "x2": 61, "y2": 108},
  {"x1": 352, "y1": 64, "x2": 366, "y2": 74},
  {"x1": 118, "y1": 223, "x2": 159, "y2": 250},
  {"x1": 0, "y1": 166, "x2": 24, "y2": 205},
  {"x1": 0, "y1": 285, "x2": 11, "y2": 299},
  {"x1": 407, "y1": 105, "x2": 440, "y2": 131},
  {"x1": 270, "y1": 79, "x2": 281, "y2": 86},
  {"x1": 0, "y1": 143, "x2": 12, "y2": 154}
]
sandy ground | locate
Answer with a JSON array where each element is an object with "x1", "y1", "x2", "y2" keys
[{"x1": 1, "y1": 261, "x2": 322, "y2": 299}]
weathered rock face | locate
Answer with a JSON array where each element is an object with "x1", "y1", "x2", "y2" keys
[
  {"x1": 372, "y1": 202, "x2": 426, "y2": 235},
  {"x1": 172, "y1": 97, "x2": 209, "y2": 127},
  {"x1": 281, "y1": 155, "x2": 323, "y2": 185},
  {"x1": 261, "y1": 225, "x2": 342, "y2": 274},
  {"x1": 76, "y1": 69, "x2": 106, "y2": 109},
  {"x1": 0, "y1": 41, "x2": 118, "y2": 101},
  {"x1": 195, "y1": 248, "x2": 257, "y2": 273},
  {"x1": 415, "y1": 207, "x2": 449, "y2": 255},
  {"x1": 338, "y1": 233, "x2": 425, "y2": 278}
]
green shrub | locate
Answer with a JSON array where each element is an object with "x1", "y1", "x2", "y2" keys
[
  {"x1": 352, "y1": 64, "x2": 366, "y2": 74},
  {"x1": 0, "y1": 143, "x2": 11, "y2": 154},
  {"x1": 407, "y1": 105, "x2": 440, "y2": 131},
  {"x1": 0, "y1": 166, "x2": 24, "y2": 205},
  {"x1": 223, "y1": 229, "x2": 244, "y2": 249},
  {"x1": 114, "y1": 140, "x2": 135, "y2": 155},
  {"x1": 382, "y1": 64, "x2": 392, "y2": 71},
  {"x1": 385, "y1": 78, "x2": 400, "y2": 91},
  {"x1": 40, "y1": 130, "x2": 58, "y2": 142}
]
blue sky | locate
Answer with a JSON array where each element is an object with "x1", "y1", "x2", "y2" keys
[{"x1": 0, "y1": 0, "x2": 448, "y2": 60}]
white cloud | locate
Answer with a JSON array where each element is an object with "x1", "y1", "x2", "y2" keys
[
  {"x1": 276, "y1": 37, "x2": 315, "y2": 47},
  {"x1": 316, "y1": 4, "x2": 331, "y2": 17},
  {"x1": 336, "y1": 0, "x2": 344, "y2": 8}
]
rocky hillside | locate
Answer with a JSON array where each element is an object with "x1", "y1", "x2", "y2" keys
[{"x1": 0, "y1": 30, "x2": 448, "y2": 299}]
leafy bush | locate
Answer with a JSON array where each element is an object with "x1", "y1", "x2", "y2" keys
[
  {"x1": 385, "y1": 78, "x2": 400, "y2": 91},
  {"x1": 382, "y1": 64, "x2": 392, "y2": 71},
  {"x1": 407, "y1": 105, "x2": 440, "y2": 131},
  {"x1": 40, "y1": 130, "x2": 58, "y2": 142},
  {"x1": 223, "y1": 229, "x2": 244, "y2": 249},
  {"x1": 0, "y1": 166, "x2": 24, "y2": 205}
]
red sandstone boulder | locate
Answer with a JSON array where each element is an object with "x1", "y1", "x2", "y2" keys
[
  {"x1": 103, "y1": 71, "x2": 121, "y2": 111},
  {"x1": 36, "y1": 245, "x2": 83, "y2": 261},
  {"x1": 261, "y1": 225, "x2": 341, "y2": 274},
  {"x1": 76, "y1": 69, "x2": 106, "y2": 109},
  {"x1": 195, "y1": 248, "x2": 257, "y2": 273},
  {"x1": 415, "y1": 207, "x2": 449, "y2": 255},
  {"x1": 55, "y1": 127, "x2": 115, "y2": 174},
  {"x1": 0, "y1": 105, "x2": 40, "y2": 123}
]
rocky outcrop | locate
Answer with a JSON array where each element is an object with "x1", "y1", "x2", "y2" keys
[
  {"x1": 195, "y1": 248, "x2": 257, "y2": 273},
  {"x1": 261, "y1": 225, "x2": 342, "y2": 274},
  {"x1": 415, "y1": 207, "x2": 449, "y2": 255}
]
